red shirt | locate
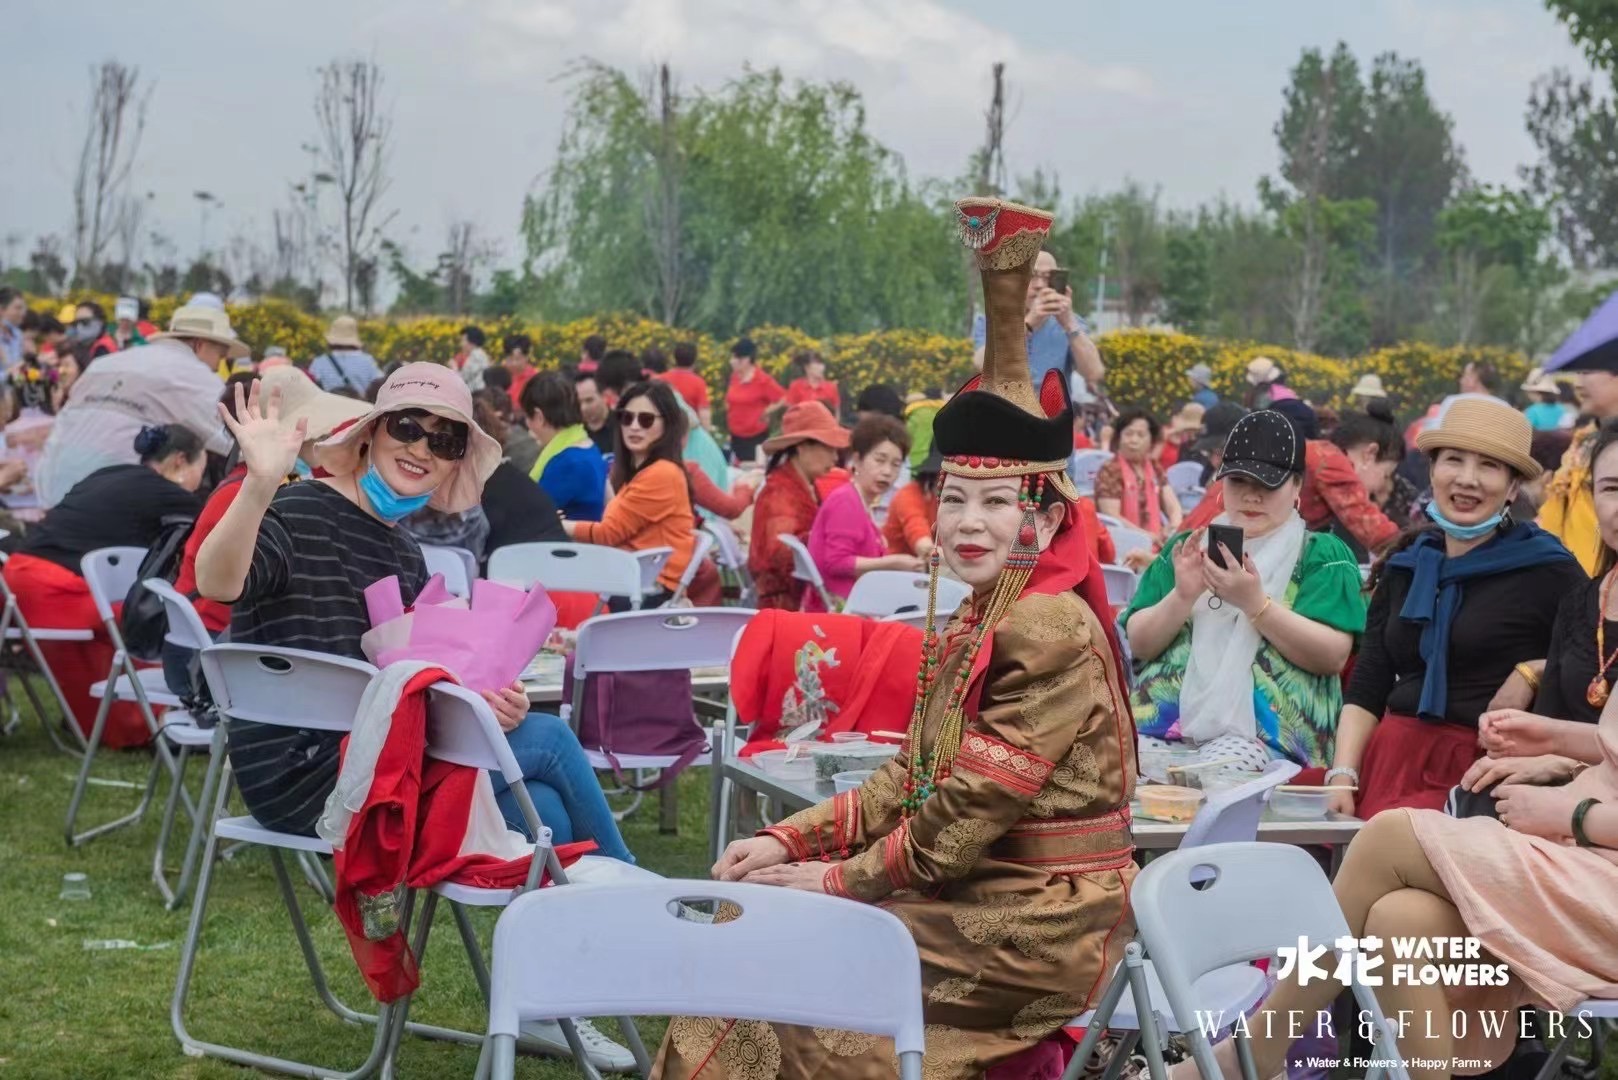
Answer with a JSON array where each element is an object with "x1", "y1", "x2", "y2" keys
[
  {"x1": 658, "y1": 368, "x2": 710, "y2": 413},
  {"x1": 508, "y1": 367, "x2": 536, "y2": 413},
  {"x1": 175, "y1": 467, "x2": 249, "y2": 634},
  {"x1": 726, "y1": 370, "x2": 786, "y2": 438},
  {"x1": 786, "y1": 378, "x2": 840, "y2": 414}
]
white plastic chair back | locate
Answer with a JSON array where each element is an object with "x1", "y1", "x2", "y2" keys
[
  {"x1": 880, "y1": 609, "x2": 953, "y2": 634},
  {"x1": 1101, "y1": 565, "x2": 1138, "y2": 608},
  {"x1": 1165, "y1": 461, "x2": 1204, "y2": 496},
  {"x1": 487, "y1": 542, "x2": 642, "y2": 607},
  {"x1": 704, "y1": 519, "x2": 745, "y2": 572},
  {"x1": 844, "y1": 571, "x2": 969, "y2": 619},
  {"x1": 674, "y1": 532, "x2": 715, "y2": 599},
  {"x1": 1069, "y1": 449, "x2": 1112, "y2": 495},
  {"x1": 486, "y1": 880, "x2": 926, "y2": 1078},
  {"x1": 424, "y1": 682, "x2": 525, "y2": 788},
  {"x1": 778, "y1": 534, "x2": 824, "y2": 588},
  {"x1": 202, "y1": 644, "x2": 377, "y2": 733},
  {"x1": 1098, "y1": 515, "x2": 1154, "y2": 560},
  {"x1": 1131, "y1": 843, "x2": 1410, "y2": 1080},
  {"x1": 1179, "y1": 759, "x2": 1300, "y2": 849},
  {"x1": 420, "y1": 544, "x2": 476, "y2": 598},
  {"x1": 80, "y1": 547, "x2": 149, "y2": 625},
  {"x1": 636, "y1": 546, "x2": 675, "y2": 594},
  {"x1": 574, "y1": 608, "x2": 755, "y2": 679},
  {"x1": 143, "y1": 578, "x2": 214, "y2": 653}
]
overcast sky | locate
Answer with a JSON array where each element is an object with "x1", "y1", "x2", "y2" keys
[{"x1": 1, "y1": 0, "x2": 1594, "y2": 275}]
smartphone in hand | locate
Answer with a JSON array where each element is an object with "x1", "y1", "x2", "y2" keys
[
  {"x1": 1047, "y1": 268, "x2": 1070, "y2": 294},
  {"x1": 1207, "y1": 523, "x2": 1244, "y2": 569}
]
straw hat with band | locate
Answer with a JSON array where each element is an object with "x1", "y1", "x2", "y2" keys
[
  {"x1": 1414, "y1": 396, "x2": 1541, "y2": 480},
  {"x1": 316, "y1": 362, "x2": 501, "y2": 513},
  {"x1": 1349, "y1": 373, "x2": 1387, "y2": 399},
  {"x1": 326, "y1": 315, "x2": 363, "y2": 350},
  {"x1": 257, "y1": 365, "x2": 372, "y2": 443},
  {"x1": 151, "y1": 304, "x2": 250, "y2": 360},
  {"x1": 761, "y1": 401, "x2": 851, "y2": 456},
  {"x1": 1522, "y1": 371, "x2": 1560, "y2": 397}
]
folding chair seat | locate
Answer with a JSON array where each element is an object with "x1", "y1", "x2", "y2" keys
[
  {"x1": 478, "y1": 879, "x2": 927, "y2": 1080},
  {"x1": 171, "y1": 643, "x2": 410, "y2": 1080},
  {"x1": 65, "y1": 547, "x2": 187, "y2": 847},
  {"x1": 0, "y1": 548, "x2": 91, "y2": 754}
]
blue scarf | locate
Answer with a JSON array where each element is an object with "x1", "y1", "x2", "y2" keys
[{"x1": 1387, "y1": 524, "x2": 1575, "y2": 720}]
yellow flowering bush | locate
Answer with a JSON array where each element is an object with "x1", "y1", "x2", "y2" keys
[{"x1": 25, "y1": 293, "x2": 1535, "y2": 426}]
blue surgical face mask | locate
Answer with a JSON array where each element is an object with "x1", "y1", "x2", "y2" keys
[
  {"x1": 1424, "y1": 499, "x2": 1504, "y2": 541},
  {"x1": 292, "y1": 458, "x2": 312, "y2": 479},
  {"x1": 358, "y1": 463, "x2": 432, "y2": 523}
]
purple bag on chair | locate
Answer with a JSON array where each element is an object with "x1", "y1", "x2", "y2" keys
[{"x1": 563, "y1": 667, "x2": 707, "y2": 789}]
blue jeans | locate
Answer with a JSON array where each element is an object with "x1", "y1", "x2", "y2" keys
[{"x1": 493, "y1": 712, "x2": 635, "y2": 864}]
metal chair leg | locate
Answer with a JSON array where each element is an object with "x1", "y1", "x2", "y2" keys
[
  {"x1": 151, "y1": 744, "x2": 194, "y2": 905},
  {"x1": 1120, "y1": 944, "x2": 1171, "y2": 1080},
  {"x1": 65, "y1": 683, "x2": 165, "y2": 846},
  {"x1": 164, "y1": 727, "x2": 227, "y2": 910},
  {"x1": 1060, "y1": 960, "x2": 1134, "y2": 1080}
]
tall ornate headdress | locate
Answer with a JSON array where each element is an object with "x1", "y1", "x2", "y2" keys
[{"x1": 899, "y1": 197, "x2": 1078, "y2": 815}]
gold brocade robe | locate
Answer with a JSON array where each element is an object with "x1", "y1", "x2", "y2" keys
[{"x1": 654, "y1": 589, "x2": 1139, "y2": 1080}]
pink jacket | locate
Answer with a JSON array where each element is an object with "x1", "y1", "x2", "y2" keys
[{"x1": 806, "y1": 482, "x2": 883, "y2": 611}]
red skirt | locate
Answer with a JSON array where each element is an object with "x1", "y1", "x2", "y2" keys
[
  {"x1": 1356, "y1": 711, "x2": 1479, "y2": 820},
  {"x1": 2, "y1": 552, "x2": 152, "y2": 748}
]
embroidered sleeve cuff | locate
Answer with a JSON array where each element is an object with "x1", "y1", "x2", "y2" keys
[
  {"x1": 955, "y1": 731, "x2": 1055, "y2": 796},
  {"x1": 823, "y1": 862, "x2": 848, "y2": 897},
  {"x1": 759, "y1": 825, "x2": 809, "y2": 863}
]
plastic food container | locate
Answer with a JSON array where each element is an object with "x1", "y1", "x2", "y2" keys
[
  {"x1": 1137, "y1": 785, "x2": 1206, "y2": 822},
  {"x1": 754, "y1": 748, "x2": 817, "y2": 781},
  {"x1": 1138, "y1": 747, "x2": 1202, "y2": 784},
  {"x1": 1197, "y1": 769, "x2": 1268, "y2": 793},
  {"x1": 833, "y1": 770, "x2": 874, "y2": 794},
  {"x1": 1269, "y1": 788, "x2": 1330, "y2": 820},
  {"x1": 812, "y1": 742, "x2": 899, "y2": 780}
]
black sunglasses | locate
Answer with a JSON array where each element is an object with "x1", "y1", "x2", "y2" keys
[
  {"x1": 618, "y1": 409, "x2": 661, "y2": 430},
  {"x1": 384, "y1": 411, "x2": 467, "y2": 461}
]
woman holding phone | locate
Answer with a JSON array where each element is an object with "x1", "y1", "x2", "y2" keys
[{"x1": 1124, "y1": 410, "x2": 1367, "y2": 771}]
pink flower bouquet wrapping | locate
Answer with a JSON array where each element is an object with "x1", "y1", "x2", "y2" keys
[{"x1": 360, "y1": 574, "x2": 558, "y2": 693}]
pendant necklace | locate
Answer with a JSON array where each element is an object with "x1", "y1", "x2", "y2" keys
[{"x1": 1588, "y1": 570, "x2": 1618, "y2": 708}]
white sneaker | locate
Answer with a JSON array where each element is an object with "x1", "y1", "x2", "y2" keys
[{"x1": 518, "y1": 1018, "x2": 638, "y2": 1072}]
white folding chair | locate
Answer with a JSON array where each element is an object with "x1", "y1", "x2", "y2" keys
[
  {"x1": 1070, "y1": 449, "x2": 1113, "y2": 496},
  {"x1": 1129, "y1": 843, "x2": 1410, "y2": 1080},
  {"x1": 480, "y1": 880, "x2": 927, "y2": 1080},
  {"x1": 1165, "y1": 461, "x2": 1203, "y2": 497},
  {"x1": 379, "y1": 682, "x2": 656, "y2": 1077},
  {"x1": 0, "y1": 550, "x2": 93, "y2": 754},
  {"x1": 702, "y1": 519, "x2": 756, "y2": 607},
  {"x1": 570, "y1": 608, "x2": 755, "y2": 825},
  {"x1": 487, "y1": 542, "x2": 643, "y2": 613},
  {"x1": 1098, "y1": 514, "x2": 1156, "y2": 561},
  {"x1": 670, "y1": 531, "x2": 715, "y2": 605},
  {"x1": 778, "y1": 534, "x2": 837, "y2": 611},
  {"x1": 1062, "y1": 762, "x2": 1301, "y2": 1080},
  {"x1": 880, "y1": 608, "x2": 954, "y2": 634},
  {"x1": 64, "y1": 547, "x2": 187, "y2": 846},
  {"x1": 142, "y1": 579, "x2": 227, "y2": 909},
  {"x1": 171, "y1": 643, "x2": 409, "y2": 1079},
  {"x1": 844, "y1": 570, "x2": 970, "y2": 619},
  {"x1": 635, "y1": 546, "x2": 675, "y2": 597},
  {"x1": 1535, "y1": 999, "x2": 1618, "y2": 1079},
  {"x1": 1102, "y1": 564, "x2": 1139, "y2": 608},
  {"x1": 420, "y1": 543, "x2": 477, "y2": 598}
]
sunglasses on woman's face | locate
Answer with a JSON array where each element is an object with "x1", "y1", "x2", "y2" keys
[
  {"x1": 618, "y1": 409, "x2": 660, "y2": 431},
  {"x1": 384, "y1": 411, "x2": 467, "y2": 461}
]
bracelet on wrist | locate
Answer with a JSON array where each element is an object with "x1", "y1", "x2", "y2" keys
[
  {"x1": 1513, "y1": 662, "x2": 1541, "y2": 693},
  {"x1": 1247, "y1": 596, "x2": 1273, "y2": 624},
  {"x1": 1324, "y1": 766, "x2": 1360, "y2": 786},
  {"x1": 1573, "y1": 798, "x2": 1602, "y2": 847}
]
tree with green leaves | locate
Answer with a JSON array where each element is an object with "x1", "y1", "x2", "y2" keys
[
  {"x1": 1524, "y1": 68, "x2": 1618, "y2": 268},
  {"x1": 1432, "y1": 185, "x2": 1557, "y2": 347},
  {"x1": 1546, "y1": 0, "x2": 1618, "y2": 76}
]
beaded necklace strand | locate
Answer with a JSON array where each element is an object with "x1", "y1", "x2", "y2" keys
[{"x1": 899, "y1": 471, "x2": 1047, "y2": 816}]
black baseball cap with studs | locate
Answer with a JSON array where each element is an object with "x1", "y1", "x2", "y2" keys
[{"x1": 1215, "y1": 409, "x2": 1307, "y2": 490}]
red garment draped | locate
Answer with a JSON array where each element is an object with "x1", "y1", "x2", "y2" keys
[{"x1": 332, "y1": 666, "x2": 593, "y2": 1002}]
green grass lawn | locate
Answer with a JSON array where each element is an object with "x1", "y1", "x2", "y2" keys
[{"x1": 0, "y1": 686, "x2": 712, "y2": 1079}]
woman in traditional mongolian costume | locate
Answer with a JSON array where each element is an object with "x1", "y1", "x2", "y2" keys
[{"x1": 653, "y1": 199, "x2": 1139, "y2": 1079}]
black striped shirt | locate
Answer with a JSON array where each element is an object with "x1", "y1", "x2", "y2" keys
[{"x1": 225, "y1": 481, "x2": 426, "y2": 835}]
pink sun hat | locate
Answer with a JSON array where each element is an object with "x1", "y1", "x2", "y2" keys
[{"x1": 315, "y1": 361, "x2": 501, "y2": 513}]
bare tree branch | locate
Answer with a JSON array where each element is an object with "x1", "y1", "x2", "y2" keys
[
  {"x1": 313, "y1": 57, "x2": 393, "y2": 311},
  {"x1": 71, "y1": 61, "x2": 150, "y2": 285}
]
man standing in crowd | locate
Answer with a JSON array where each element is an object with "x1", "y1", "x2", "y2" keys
[
  {"x1": 307, "y1": 315, "x2": 380, "y2": 395},
  {"x1": 575, "y1": 369, "x2": 614, "y2": 455},
  {"x1": 594, "y1": 350, "x2": 644, "y2": 431},
  {"x1": 1183, "y1": 398, "x2": 1399, "y2": 556},
  {"x1": 502, "y1": 333, "x2": 535, "y2": 411},
  {"x1": 579, "y1": 333, "x2": 607, "y2": 374},
  {"x1": 1541, "y1": 363, "x2": 1618, "y2": 573},
  {"x1": 1186, "y1": 363, "x2": 1219, "y2": 409},
  {"x1": 455, "y1": 324, "x2": 492, "y2": 391},
  {"x1": 0, "y1": 287, "x2": 27, "y2": 368},
  {"x1": 36, "y1": 303, "x2": 239, "y2": 506},
  {"x1": 973, "y1": 247, "x2": 1105, "y2": 395},
  {"x1": 658, "y1": 340, "x2": 711, "y2": 429},
  {"x1": 724, "y1": 337, "x2": 786, "y2": 464}
]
